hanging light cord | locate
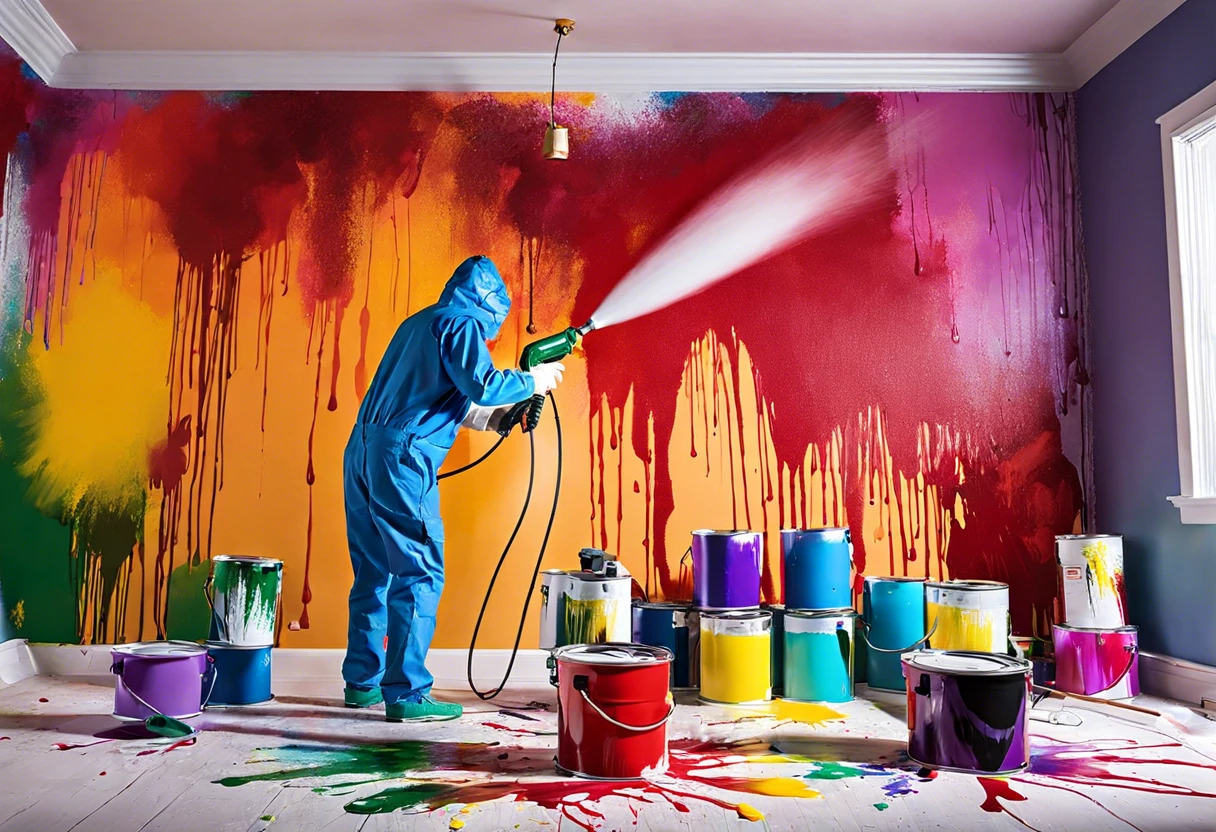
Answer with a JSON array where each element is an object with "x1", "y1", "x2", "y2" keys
[{"x1": 550, "y1": 29, "x2": 565, "y2": 128}]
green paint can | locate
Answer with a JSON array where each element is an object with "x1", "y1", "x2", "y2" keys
[{"x1": 206, "y1": 556, "x2": 283, "y2": 647}]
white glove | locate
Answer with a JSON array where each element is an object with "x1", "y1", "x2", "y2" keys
[
  {"x1": 528, "y1": 362, "x2": 565, "y2": 395},
  {"x1": 462, "y1": 404, "x2": 514, "y2": 432}
]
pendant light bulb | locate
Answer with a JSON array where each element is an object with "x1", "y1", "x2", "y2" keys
[{"x1": 544, "y1": 19, "x2": 574, "y2": 160}]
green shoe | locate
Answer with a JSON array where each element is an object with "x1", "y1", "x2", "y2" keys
[
  {"x1": 344, "y1": 686, "x2": 384, "y2": 709},
  {"x1": 385, "y1": 695, "x2": 463, "y2": 723}
]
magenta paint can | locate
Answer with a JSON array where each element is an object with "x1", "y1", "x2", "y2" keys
[
  {"x1": 1052, "y1": 624, "x2": 1139, "y2": 700},
  {"x1": 110, "y1": 641, "x2": 215, "y2": 721},
  {"x1": 902, "y1": 650, "x2": 1030, "y2": 775},
  {"x1": 691, "y1": 530, "x2": 762, "y2": 611}
]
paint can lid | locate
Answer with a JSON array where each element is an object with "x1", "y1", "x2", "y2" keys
[
  {"x1": 564, "y1": 572, "x2": 631, "y2": 584},
  {"x1": 1055, "y1": 534, "x2": 1122, "y2": 541},
  {"x1": 902, "y1": 650, "x2": 1029, "y2": 676},
  {"x1": 700, "y1": 609, "x2": 771, "y2": 622},
  {"x1": 925, "y1": 580, "x2": 1008, "y2": 591},
  {"x1": 113, "y1": 640, "x2": 208, "y2": 658},
  {"x1": 780, "y1": 527, "x2": 849, "y2": 536},
  {"x1": 553, "y1": 643, "x2": 673, "y2": 665},
  {"x1": 786, "y1": 607, "x2": 858, "y2": 619},
  {"x1": 864, "y1": 575, "x2": 926, "y2": 584},
  {"x1": 691, "y1": 529, "x2": 761, "y2": 537},
  {"x1": 632, "y1": 601, "x2": 690, "y2": 611},
  {"x1": 1052, "y1": 623, "x2": 1138, "y2": 635},
  {"x1": 213, "y1": 555, "x2": 284, "y2": 568},
  {"x1": 204, "y1": 641, "x2": 273, "y2": 651}
]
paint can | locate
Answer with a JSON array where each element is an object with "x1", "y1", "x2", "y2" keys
[
  {"x1": 540, "y1": 571, "x2": 632, "y2": 650},
  {"x1": 553, "y1": 643, "x2": 674, "y2": 780},
  {"x1": 781, "y1": 528, "x2": 853, "y2": 611},
  {"x1": 1056, "y1": 535, "x2": 1127, "y2": 629},
  {"x1": 902, "y1": 650, "x2": 1031, "y2": 775},
  {"x1": 1031, "y1": 656, "x2": 1055, "y2": 686},
  {"x1": 765, "y1": 604, "x2": 785, "y2": 697},
  {"x1": 691, "y1": 530, "x2": 762, "y2": 611},
  {"x1": 110, "y1": 641, "x2": 216, "y2": 721},
  {"x1": 861, "y1": 576, "x2": 929, "y2": 692},
  {"x1": 1052, "y1": 624, "x2": 1139, "y2": 700},
  {"x1": 206, "y1": 643, "x2": 273, "y2": 706},
  {"x1": 632, "y1": 602, "x2": 698, "y2": 689},
  {"x1": 205, "y1": 556, "x2": 283, "y2": 647},
  {"x1": 925, "y1": 580, "x2": 1009, "y2": 654},
  {"x1": 783, "y1": 609, "x2": 857, "y2": 703},
  {"x1": 699, "y1": 610, "x2": 772, "y2": 704},
  {"x1": 539, "y1": 569, "x2": 571, "y2": 650}
]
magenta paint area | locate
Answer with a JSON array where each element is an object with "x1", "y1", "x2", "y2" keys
[
  {"x1": 1052, "y1": 624, "x2": 1140, "y2": 700},
  {"x1": 691, "y1": 530, "x2": 762, "y2": 611},
  {"x1": 111, "y1": 641, "x2": 214, "y2": 721},
  {"x1": 902, "y1": 651, "x2": 1030, "y2": 775}
]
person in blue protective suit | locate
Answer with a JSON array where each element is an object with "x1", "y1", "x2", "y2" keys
[{"x1": 342, "y1": 255, "x2": 565, "y2": 722}]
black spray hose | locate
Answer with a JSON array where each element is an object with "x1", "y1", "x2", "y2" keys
[
  {"x1": 437, "y1": 434, "x2": 506, "y2": 481},
  {"x1": 449, "y1": 391, "x2": 563, "y2": 700}
]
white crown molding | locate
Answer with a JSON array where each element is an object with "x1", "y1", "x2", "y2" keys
[
  {"x1": 49, "y1": 50, "x2": 1075, "y2": 93},
  {"x1": 1065, "y1": 0, "x2": 1187, "y2": 87},
  {"x1": 1139, "y1": 650, "x2": 1216, "y2": 706},
  {"x1": 0, "y1": 0, "x2": 73, "y2": 82}
]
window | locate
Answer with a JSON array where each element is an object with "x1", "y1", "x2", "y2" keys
[{"x1": 1160, "y1": 79, "x2": 1216, "y2": 523}]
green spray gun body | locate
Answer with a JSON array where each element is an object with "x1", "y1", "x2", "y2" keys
[{"x1": 498, "y1": 320, "x2": 594, "y2": 436}]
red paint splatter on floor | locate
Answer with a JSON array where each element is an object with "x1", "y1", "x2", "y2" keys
[
  {"x1": 38, "y1": 698, "x2": 48, "y2": 703},
  {"x1": 979, "y1": 777, "x2": 1026, "y2": 812}
]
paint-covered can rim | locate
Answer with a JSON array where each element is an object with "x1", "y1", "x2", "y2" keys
[
  {"x1": 902, "y1": 649, "x2": 1030, "y2": 676},
  {"x1": 699, "y1": 609, "x2": 772, "y2": 622},
  {"x1": 691, "y1": 529, "x2": 762, "y2": 537},
  {"x1": 631, "y1": 601, "x2": 690, "y2": 611},
  {"x1": 112, "y1": 640, "x2": 208, "y2": 658},
  {"x1": 205, "y1": 641, "x2": 274, "y2": 651},
  {"x1": 761, "y1": 603, "x2": 786, "y2": 611},
  {"x1": 213, "y1": 555, "x2": 284, "y2": 567},
  {"x1": 780, "y1": 527, "x2": 849, "y2": 534},
  {"x1": 925, "y1": 580, "x2": 1008, "y2": 591},
  {"x1": 553, "y1": 642, "x2": 673, "y2": 665},
  {"x1": 1055, "y1": 534, "x2": 1122, "y2": 541},
  {"x1": 1052, "y1": 623, "x2": 1138, "y2": 635},
  {"x1": 785, "y1": 607, "x2": 859, "y2": 619},
  {"x1": 864, "y1": 575, "x2": 927, "y2": 584},
  {"x1": 564, "y1": 572, "x2": 632, "y2": 583}
]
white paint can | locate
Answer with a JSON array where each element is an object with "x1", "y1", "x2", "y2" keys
[
  {"x1": 1055, "y1": 535, "x2": 1127, "y2": 629},
  {"x1": 539, "y1": 570, "x2": 632, "y2": 650}
]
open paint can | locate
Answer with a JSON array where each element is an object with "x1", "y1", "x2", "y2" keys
[
  {"x1": 691, "y1": 530, "x2": 762, "y2": 611},
  {"x1": 206, "y1": 556, "x2": 283, "y2": 647},
  {"x1": 925, "y1": 580, "x2": 1009, "y2": 653},
  {"x1": 781, "y1": 528, "x2": 853, "y2": 611},
  {"x1": 539, "y1": 571, "x2": 631, "y2": 650},
  {"x1": 206, "y1": 643, "x2": 273, "y2": 706},
  {"x1": 784, "y1": 609, "x2": 857, "y2": 703},
  {"x1": 699, "y1": 609, "x2": 772, "y2": 704},
  {"x1": 902, "y1": 650, "x2": 1031, "y2": 775},
  {"x1": 553, "y1": 643, "x2": 674, "y2": 780},
  {"x1": 1052, "y1": 624, "x2": 1139, "y2": 700},
  {"x1": 632, "y1": 602, "x2": 698, "y2": 689},
  {"x1": 862, "y1": 576, "x2": 929, "y2": 691},
  {"x1": 111, "y1": 641, "x2": 215, "y2": 721},
  {"x1": 1056, "y1": 535, "x2": 1127, "y2": 629}
]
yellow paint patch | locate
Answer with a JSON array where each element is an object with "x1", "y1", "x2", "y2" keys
[
  {"x1": 20, "y1": 277, "x2": 169, "y2": 512},
  {"x1": 746, "y1": 778, "x2": 821, "y2": 799},
  {"x1": 9, "y1": 599, "x2": 24, "y2": 629},
  {"x1": 1082, "y1": 541, "x2": 1117, "y2": 597},
  {"x1": 736, "y1": 803, "x2": 765, "y2": 822},
  {"x1": 448, "y1": 820, "x2": 464, "y2": 830},
  {"x1": 926, "y1": 602, "x2": 1003, "y2": 653},
  {"x1": 765, "y1": 699, "x2": 847, "y2": 726}
]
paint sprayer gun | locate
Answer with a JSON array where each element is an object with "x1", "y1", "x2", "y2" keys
[{"x1": 498, "y1": 319, "x2": 596, "y2": 436}]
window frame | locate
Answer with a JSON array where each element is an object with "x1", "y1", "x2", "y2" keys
[{"x1": 1159, "y1": 78, "x2": 1216, "y2": 524}]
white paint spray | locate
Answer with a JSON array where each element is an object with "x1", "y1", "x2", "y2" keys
[{"x1": 591, "y1": 112, "x2": 893, "y2": 329}]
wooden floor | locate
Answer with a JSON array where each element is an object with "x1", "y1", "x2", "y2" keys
[{"x1": 3, "y1": 677, "x2": 1216, "y2": 831}]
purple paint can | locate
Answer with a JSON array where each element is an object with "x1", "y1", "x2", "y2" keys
[
  {"x1": 902, "y1": 650, "x2": 1030, "y2": 775},
  {"x1": 110, "y1": 641, "x2": 215, "y2": 721},
  {"x1": 691, "y1": 530, "x2": 762, "y2": 611},
  {"x1": 1053, "y1": 624, "x2": 1139, "y2": 700}
]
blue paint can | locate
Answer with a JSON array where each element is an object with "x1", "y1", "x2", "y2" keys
[
  {"x1": 861, "y1": 576, "x2": 928, "y2": 691},
  {"x1": 206, "y1": 642, "x2": 273, "y2": 706},
  {"x1": 783, "y1": 609, "x2": 857, "y2": 703},
  {"x1": 781, "y1": 528, "x2": 853, "y2": 611},
  {"x1": 764, "y1": 604, "x2": 785, "y2": 697},
  {"x1": 631, "y1": 602, "x2": 698, "y2": 689}
]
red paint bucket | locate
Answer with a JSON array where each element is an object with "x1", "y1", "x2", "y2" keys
[{"x1": 553, "y1": 643, "x2": 674, "y2": 780}]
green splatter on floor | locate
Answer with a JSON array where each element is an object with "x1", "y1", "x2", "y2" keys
[
  {"x1": 803, "y1": 761, "x2": 886, "y2": 781},
  {"x1": 874, "y1": 802, "x2": 889, "y2": 811},
  {"x1": 259, "y1": 816, "x2": 275, "y2": 822},
  {"x1": 345, "y1": 783, "x2": 453, "y2": 815}
]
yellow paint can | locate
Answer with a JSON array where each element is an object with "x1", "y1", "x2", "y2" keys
[
  {"x1": 925, "y1": 580, "x2": 1009, "y2": 653},
  {"x1": 699, "y1": 610, "x2": 772, "y2": 704}
]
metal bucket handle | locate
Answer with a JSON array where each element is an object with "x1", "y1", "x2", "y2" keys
[
  {"x1": 576, "y1": 682, "x2": 675, "y2": 732},
  {"x1": 858, "y1": 617, "x2": 938, "y2": 654},
  {"x1": 110, "y1": 652, "x2": 218, "y2": 716}
]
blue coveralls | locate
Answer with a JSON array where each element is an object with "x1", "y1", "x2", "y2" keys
[{"x1": 342, "y1": 255, "x2": 535, "y2": 705}]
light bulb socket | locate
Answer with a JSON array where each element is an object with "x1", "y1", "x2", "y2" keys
[{"x1": 544, "y1": 125, "x2": 569, "y2": 160}]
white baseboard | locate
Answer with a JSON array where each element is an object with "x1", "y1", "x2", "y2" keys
[
  {"x1": 22, "y1": 644, "x2": 551, "y2": 696},
  {"x1": 0, "y1": 639, "x2": 37, "y2": 686},
  {"x1": 1138, "y1": 651, "x2": 1216, "y2": 706}
]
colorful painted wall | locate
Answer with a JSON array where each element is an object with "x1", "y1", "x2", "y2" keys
[
  {"x1": 0, "y1": 54, "x2": 1089, "y2": 649},
  {"x1": 1078, "y1": 0, "x2": 1216, "y2": 667}
]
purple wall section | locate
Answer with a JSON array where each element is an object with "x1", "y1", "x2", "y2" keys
[{"x1": 1077, "y1": 0, "x2": 1216, "y2": 667}]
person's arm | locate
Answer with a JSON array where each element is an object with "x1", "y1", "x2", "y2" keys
[{"x1": 438, "y1": 317, "x2": 535, "y2": 407}]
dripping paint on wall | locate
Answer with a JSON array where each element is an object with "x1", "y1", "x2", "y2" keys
[{"x1": 0, "y1": 46, "x2": 1089, "y2": 647}]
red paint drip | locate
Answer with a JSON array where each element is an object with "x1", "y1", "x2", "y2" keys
[{"x1": 979, "y1": 778, "x2": 1026, "y2": 813}]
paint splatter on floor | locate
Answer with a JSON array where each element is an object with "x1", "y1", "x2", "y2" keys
[{"x1": 874, "y1": 802, "x2": 889, "y2": 810}]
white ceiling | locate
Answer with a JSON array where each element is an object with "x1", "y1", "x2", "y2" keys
[
  {"x1": 42, "y1": 0, "x2": 1120, "y2": 55},
  {"x1": 0, "y1": 0, "x2": 1188, "y2": 92}
]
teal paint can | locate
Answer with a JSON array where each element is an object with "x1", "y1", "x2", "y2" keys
[
  {"x1": 783, "y1": 609, "x2": 857, "y2": 703},
  {"x1": 862, "y1": 576, "x2": 928, "y2": 691}
]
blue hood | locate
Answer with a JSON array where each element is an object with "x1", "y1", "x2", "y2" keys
[{"x1": 434, "y1": 255, "x2": 511, "y2": 339}]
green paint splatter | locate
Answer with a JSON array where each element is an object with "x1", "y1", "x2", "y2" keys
[
  {"x1": 166, "y1": 559, "x2": 212, "y2": 641},
  {"x1": 345, "y1": 783, "x2": 453, "y2": 815},
  {"x1": 803, "y1": 761, "x2": 886, "y2": 781},
  {"x1": 874, "y1": 802, "x2": 889, "y2": 811},
  {"x1": 216, "y1": 740, "x2": 474, "y2": 788},
  {"x1": 259, "y1": 816, "x2": 275, "y2": 822}
]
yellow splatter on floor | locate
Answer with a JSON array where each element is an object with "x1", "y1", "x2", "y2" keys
[
  {"x1": 746, "y1": 778, "x2": 822, "y2": 799},
  {"x1": 761, "y1": 699, "x2": 847, "y2": 726},
  {"x1": 736, "y1": 803, "x2": 765, "y2": 822}
]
